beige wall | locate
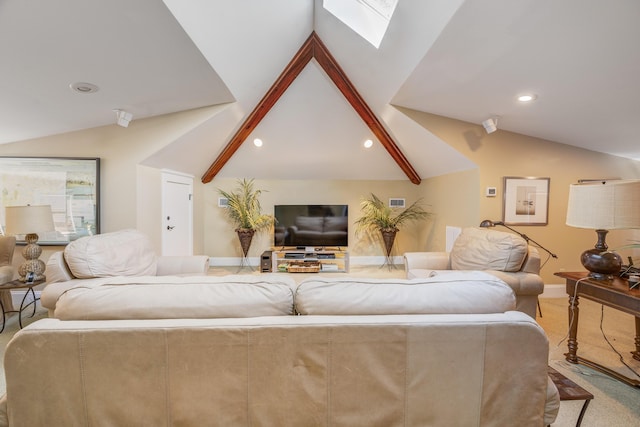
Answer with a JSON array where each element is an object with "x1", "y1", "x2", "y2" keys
[
  {"x1": 2, "y1": 107, "x2": 640, "y2": 284},
  {"x1": 205, "y1": 178, "x2": 428, "y2": 260},
  {"x1": 400, "y1": 109, "x2": 640, "y2": 283},
  {"x1": 0, "y1": 107, "x2": 220, "y2": 273}
]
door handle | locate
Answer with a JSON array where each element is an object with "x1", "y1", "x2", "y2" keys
[{"x1": 167, "y1": 225, "x2": 175, "y2": 231}]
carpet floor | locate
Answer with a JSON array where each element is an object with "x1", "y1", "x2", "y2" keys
[
  {"x1": 0, "y1": 271, "x2": 638, "y2": 426},
  {"x1": 538, "y1": 297, "x2": 640, "y2": 426}
]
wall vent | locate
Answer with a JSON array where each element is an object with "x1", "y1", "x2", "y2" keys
[
  {"x1": 218, "y1": 197, "x2": 229, "y2": 208},
  {"x1": 389, "y1": 198, "x2": 405, "y2": 208}
]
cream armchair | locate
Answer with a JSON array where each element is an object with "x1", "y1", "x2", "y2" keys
[
  {"x1": 404, "y1": 227, "x2": 544, "y2": 318},
  {"x1": 0, "y1": 236, "x2": 17, "y2": 310}
]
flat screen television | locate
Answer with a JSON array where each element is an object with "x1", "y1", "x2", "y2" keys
[{"x1": 274, "y1": 205, "x2": 348, "y2": 248}]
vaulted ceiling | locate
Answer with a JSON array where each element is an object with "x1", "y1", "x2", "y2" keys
[{"x1": 1, "y1": 0, "x2": 639, "y2": 182}]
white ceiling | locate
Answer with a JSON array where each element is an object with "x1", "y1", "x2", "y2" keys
[{"x1": 1, "y1": 0, "x2": 639, "y2": 183}]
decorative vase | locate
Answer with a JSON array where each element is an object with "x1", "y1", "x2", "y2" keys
[
  {"x1": 380, "y1": 228, "x2": 398, "y2": 269},
  {"x1": 236, "y1": 229, "x2": 255, "y2": 258}
]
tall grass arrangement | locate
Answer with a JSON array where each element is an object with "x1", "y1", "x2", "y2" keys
[{"x1": 218, "y1": 178, "x2": 274, "y2": 232}]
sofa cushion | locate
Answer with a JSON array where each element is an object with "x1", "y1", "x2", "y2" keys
[
  {"x1": 53, "y1": 276, "x2": 297, "y2": 320},
  {"x1": 64, "y1": 229, "x2": 157, "y2": 279},
  {"x1": 295, "y1": 272, "x2": 515, "y2": 315},
  {"x1": 450, "y1": 227, "x2": 528, "y2": 272}
]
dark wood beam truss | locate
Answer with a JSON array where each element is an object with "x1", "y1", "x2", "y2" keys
[{"x1": 202, "y1": 32, "x2": 421, "y2": 185}]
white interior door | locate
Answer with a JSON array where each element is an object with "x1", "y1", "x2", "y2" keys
[{"x1": 161, "y1": 171, "x2": 193, "y2": 256}]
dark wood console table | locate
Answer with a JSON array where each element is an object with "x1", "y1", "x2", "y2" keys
[{"x1": 555, "y1": 272, "x2": 640, "y2": 388}]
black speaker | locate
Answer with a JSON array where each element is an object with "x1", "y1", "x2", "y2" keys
[{"x1": 261, "y1": 251, "x2": 272, "y2": 273}]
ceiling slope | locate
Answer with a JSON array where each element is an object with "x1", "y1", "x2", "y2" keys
[
  {"x1": 392, "y1": 0, "x2": 640, "y2": 160},
  {"x1": 201, "y1": 32, "x2": 420, "y2": 185},
  {"x1": 0, "y1": 0, "x2": 233, "y2": 144}
]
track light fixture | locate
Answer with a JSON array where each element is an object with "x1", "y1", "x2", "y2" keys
[
  {"x1": 482, "y1": 117, "x2": 498, "y2": 134},
  {"x1": 114, "y1": 109, "x2": 133, "y2": 128}
]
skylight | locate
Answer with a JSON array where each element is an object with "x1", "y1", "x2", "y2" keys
[{"x1": 323, "y1": 0, "x2": 398, "y2": 49}]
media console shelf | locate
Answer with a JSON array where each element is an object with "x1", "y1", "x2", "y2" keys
[{"x1": 272, "y1": 249, "x2": 349, "y2": 273}]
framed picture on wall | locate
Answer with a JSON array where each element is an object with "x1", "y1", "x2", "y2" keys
[
  {"x1": 0, "y1": 156, "x2": 100, "y2": 244},
  {"x1": 502, "y1": 176, "x2": 549, "y2": 225}
]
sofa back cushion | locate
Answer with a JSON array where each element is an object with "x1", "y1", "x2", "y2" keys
[
  {"x1": 53, "y1": 276, "x2": 297, "y2": 319},
  {"x1": 5, "y1": 313, "x2": 551, "y2": 427},
  {"x1": 295, "y1": 272, "x2": 515, "y2": 315},
  {"x1": 450, "y1": 227, "x2": 528, "y2": 272},
  {"x1": 64, "y1": 229, "x2": 157, "y2": 279}
]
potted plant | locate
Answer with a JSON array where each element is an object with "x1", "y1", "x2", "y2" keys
[
  {"x1": 218, "y1": 179, "x2": 275, "y2": 262},
  {"x1": 355, "y1": 193, "x2": 431, "y2": 265}
]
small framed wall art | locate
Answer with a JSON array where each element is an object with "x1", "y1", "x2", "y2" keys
[{"x1": 502, "y1": 176, "x2": 549, "y2": 225}]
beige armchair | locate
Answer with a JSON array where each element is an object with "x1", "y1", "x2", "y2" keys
[
  {"x1": 404, "y1": 227, "x2": 544, "y2": 318},
  {"x1": 0, "y1": 235, "x2": 17, "y2": 310}
]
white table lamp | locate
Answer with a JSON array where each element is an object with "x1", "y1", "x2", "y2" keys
[
  {"x1": 566, "y1": 180, "x2": 640, "y2": 279},
  {"x1": 4, "y1": 205, "x2": 55, "y2": 282}
]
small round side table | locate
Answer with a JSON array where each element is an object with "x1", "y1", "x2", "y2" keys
[{"x1": 0, "y1": 279, "x2": 45, "y2": 333}]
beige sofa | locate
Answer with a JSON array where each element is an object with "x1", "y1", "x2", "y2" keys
[
  {"x1": 404, "y1": 227, "x2": 545, "y2": 318},
  {"x1": 41, "y1": 229, "x2": 210, "y2": 315},
  {"x1": 2, "y1": 271, "x2": 558, "y2": 426}
]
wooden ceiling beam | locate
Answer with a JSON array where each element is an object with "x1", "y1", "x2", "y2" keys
[
  {"x1": 202, "y1": 31, "x2": 421, "y2": 185},
  {"x1": 310, "y1": 34, "x2": 421, "y2": 185},
  {"x1": 201, "y1": 34, "x2": 315, "y2": 183}
]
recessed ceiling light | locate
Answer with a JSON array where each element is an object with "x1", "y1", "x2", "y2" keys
[
  {"x1": 363, "y1": 139, "x2": 373, "y2": 148},
  {"x1": 253, "y1": 138, "x2": 263, "y2": 147},
  {"x1": 517, "y1": 94, "x2": 537, "y2": 102},
  {"x1": 70, "y1": 82, "x2": 99, "y2": 94}
]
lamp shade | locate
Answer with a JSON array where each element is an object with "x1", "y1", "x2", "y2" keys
[
  {"x1": 566, "y1": 180, "x2": 640, "y2": 230},
  {"x1": 5, "y1": 205, "x2": 55, "y2": 235}
]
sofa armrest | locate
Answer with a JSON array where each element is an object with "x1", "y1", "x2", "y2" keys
[
  {"x1": 521, "y1": 246, "x2": 541, "y2": 275},
  {"x1": 45, "y1": 251, "x2": 75, "y2": 283},
  {"x1": 545, "y1": 376, "x2": 560, "y2": 426},
  {"x1": 0, "y1": 393, "x2": 7, "y2": 427},
  {"x1": 403, "y1": 252, "x2": 451, "y2": 272},
  {"x1": 156, "y1": 256, "x2": 210, "y2": 276}
]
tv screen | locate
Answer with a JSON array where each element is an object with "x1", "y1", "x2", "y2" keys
[{"x1": 274, "y1": 205, "x2": 348, "y2": 248}]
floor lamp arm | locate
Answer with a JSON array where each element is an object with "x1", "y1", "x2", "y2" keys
[{"x1": 480, "y1": 220, "x2": 558, "y2": 259}]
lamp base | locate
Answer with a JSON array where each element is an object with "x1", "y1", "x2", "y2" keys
[
  {"x1": 18, "y1": 233, "x2": 46, "y2": 282},
  {"x1": 581, "y1": 248, "x2": 622, "y2": 280}
]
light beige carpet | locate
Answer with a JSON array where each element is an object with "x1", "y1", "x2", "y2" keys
[
  {"x1": 538, "y1": 297, "x2": 640, "y2": 426},
  {"x1": 1, "y1": 269, "x2": 638, "y2": 427}
]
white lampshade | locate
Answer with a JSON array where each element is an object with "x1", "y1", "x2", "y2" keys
[
  {"x1": 566, "y1": 180, "x2": 640, "y2": 230},
  {"x1": 5, "y1": 205, "x2": 55, "y2": 236},
  {"x1": 4, "y1": 205, "x2": 55, "y2": 282}
]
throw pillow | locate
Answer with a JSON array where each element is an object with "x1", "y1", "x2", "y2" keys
[
  {"x1": 64, "y1": 229, "x2": 157, "y2": 278},
  {"x1": 450, "y1": 227, "x2": 528, "y2": 272}
]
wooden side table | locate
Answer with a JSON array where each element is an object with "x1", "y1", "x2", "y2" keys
[
  {"x1": 548, "y1": 366, "x2": 594, "y2": 427},
  {"x1": 555, "y1": 271, "x2": 640, "y2": 387},
  {"x1": 0, "y1": 279, "x2": 44, "y2": 332}
]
